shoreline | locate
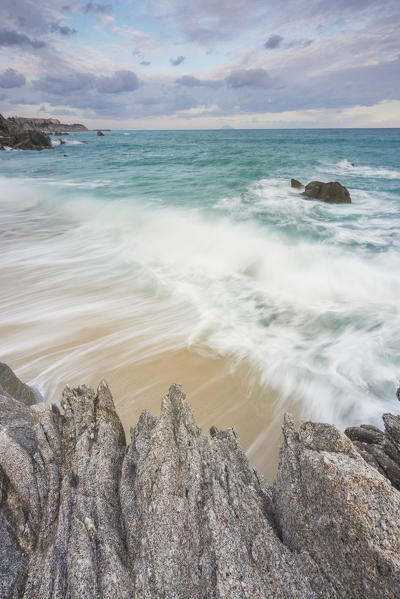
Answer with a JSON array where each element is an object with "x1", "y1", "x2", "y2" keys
[{"x1": 5, "y1": 347, "x2": 291, "y2": 482}]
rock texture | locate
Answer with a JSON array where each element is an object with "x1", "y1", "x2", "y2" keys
[
  {"x1": 0, "y1": 365, "x2": 399, "y2": 598},
  {"x1": 302, "y1": 181, "x2": 351, "y2": 203},
  {"x1": 345, "y1": 409, "x2": 400, "y2": 491},
  {"x1": 0, "y1": 114, "x2": 52, "y2": 151}
]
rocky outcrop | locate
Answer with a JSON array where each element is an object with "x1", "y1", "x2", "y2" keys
[
  {"x1": 0, "y1": 114, "x2": 52, "y2": 151},
  {"x1": 7, "y1": 117, "x2": 88, "y2": 133},
  {"x1": 291, "y1": 178, "x2": 304, "y2": 189},
  {"x1": 97, "y1": 130, "x2": 105, "y2": 136},
  {"x1": 0, "y1": 365, "x2": 399, "y2": 598},
  {"x1": 345, "y1": 405, "x2": 400, "y2": 490},
  {"x1": 302, "y1": 181, "x2": 352, "y2": 203}
]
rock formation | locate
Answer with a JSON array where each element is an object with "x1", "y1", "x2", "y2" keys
[
  {"x1": 0, "y1": 363, "x2": 399, "y2": 598},
  {"x1": 7, "y1": 117, "x2": 88, "y2": 133},
  {"x1": 0, "y1": 114, "x2": 52, "y2": 151},
  {"x1": 290, "y1": 179, "x2": 304, "y2": 189},
  {"x1": 302, "y1": 181, "x2": 352, "y2": 203},
  {"x1": 97, "y1": 130, "x2": 105, "y2": 136},
  {"x1": 345, "y1": 410, "x2": 400, "y2": 490}
]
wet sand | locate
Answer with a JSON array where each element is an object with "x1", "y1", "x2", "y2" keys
[{"x1": 3, "y1": 324, "x2": 292, "y2": 482}]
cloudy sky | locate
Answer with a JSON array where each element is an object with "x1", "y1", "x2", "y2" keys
[{"x1": 0, "y1": 0, "x2": 399, "y2": 128}]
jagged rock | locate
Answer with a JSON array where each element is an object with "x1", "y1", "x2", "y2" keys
[
  {"x1": 0, "y1": 114, "x2": 52, "y2": 151},
  {"x1": 0, "y1": 363, "x2": 36, "y2": 405},
  {"x1": 58, "y1": 139, "x2": 66, "y2": 145},
  {"x1": 10, "y1": 129, "x2": 52, "y2": 151},
  {"x1": 0, "y1": 364, "x2": 399, "y2": 598},
  {"x1": 274, "y1": 416, "x2": 400, "y2": 598},
  {"x1": 302, "y1": 181, "x2": 351, "y2": 203},
  {"x1": 97, "y1": 130, "x2": 104, "y2": 136},
  {"x1": 291, "y1": 178, "x2": 304, "y2": 189},
  {"x1": 346, "y1": 410, "x2": 400, "y2": 490}
]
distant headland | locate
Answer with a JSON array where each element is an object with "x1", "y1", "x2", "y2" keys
[{"x1": 7, "y1": 116, "x2": 88, "y2": 133}]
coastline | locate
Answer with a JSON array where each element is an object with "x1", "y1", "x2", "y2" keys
[{"x1": 0, "y1": 363, "x2": 399, "y2": 598}]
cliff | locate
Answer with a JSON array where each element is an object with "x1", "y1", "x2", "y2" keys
[
  {"x1": 0, "y1": 362, "x2": 399, "y2": 598},
  {"x1": 7, "y1": 116, "x2": 88, "y2": 133}
]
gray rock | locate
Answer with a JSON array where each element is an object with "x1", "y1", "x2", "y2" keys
[
  {"x1": 97, "y1": 130, "x2": 105, "y2": 136},
  {"x1": 0, "y1": 364, "x2": 399, "y2": 598},
  {"x1": 345, "y1": 411, "x2": 400, "y2": 491},
  {"x1": 274, "y1": 415, "x2": 400, "y2": 598},
  {"x1": 0, "y1": 362, "x2": 36, "y2": 406},
  {"x1": 302, "y1": 181, "x2": 351, "y2": 203}
]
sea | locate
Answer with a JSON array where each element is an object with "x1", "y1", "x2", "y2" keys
[{"x1": 1, "y1": 128, "x2": 399, "y2": 477}]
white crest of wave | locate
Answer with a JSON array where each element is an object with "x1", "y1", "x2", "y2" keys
[
  {"x1": 1, "y1": 176, "x2": 399, "y2": 433},
  {"x1": 322, "y1": 159, "x2": 400, "y2": 179}
]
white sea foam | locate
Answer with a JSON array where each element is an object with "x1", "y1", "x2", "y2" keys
[
  {"x1": 321, "y1": 159, "x2": 400, "y2": 179},
  {"x1": 0, "y1": 175, "x2": 399, "y2": 431},
  {"x1": 216, "y1": 176, "x2": 400, "y2": 249}
]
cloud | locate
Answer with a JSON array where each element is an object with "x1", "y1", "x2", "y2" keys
[
  {"x1": 96, "y1": 70, "x2": 140, "y2": 93},
  {"x1": 83, "y1": 2, "x2": 112, "y2": 13},
  {"x1": 170, "y1": 56, "x2": 185, "y2": 66},
  {"x1": 0, "y1": 28, "x2": 46, "y2": 48},
  {"x1": 175, "y1": 75, "x2": 222, "y2": 87},
  {"x1": 265, "y1": 34, "x2": 283, "y2": 49},
  {"x1": 174, "y1": 94, "x2": 197, "y2": 110},
  {"x1": 34, "y1": 71, "x2": 95, "y2": 95},
  {"x1": 50, "y1": 23, "x2": 77, "y2": 36},
  {"x1": 140, "y1": 61, "x2": 151, "y2": 66},
  {"x1": 226, "y1": 68, "x2": 273, "y2": 88},
  {"x1": 175, "y1": 75, "x2": 202, "y2": 86},
  {"x1": 0, "y1": 68, "x2": 26, "y2": 88}
]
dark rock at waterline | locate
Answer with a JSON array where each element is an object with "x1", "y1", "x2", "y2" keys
[
  {"x1": 10, "y1": 129, "x2": 52, "y2": 151},
  {"x1": 0, "y1": 364, "x2": 399, "y2": 598},
  {"x1": 0, "y1": 114, "x2": 52, "y2": 151},
  {"x1": 0, "y1": 145, "x2": 4, "y2": 151},
  {"x1": 291, "y1": 178, "x2": 304, "y2": 189},
  {"x1": 97, "y1": 130, "x2": 104, "y2": 136},
  {"x1": 64, "y1": 154, "x2": 68, "y2": 157},
  {"x1": 302, "y1": 180, "x2": 351, "y2": 203},
  {"x1": 58, "y1": 138, "x2": 66, "y2": 145}
]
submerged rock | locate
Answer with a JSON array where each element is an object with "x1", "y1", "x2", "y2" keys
[
  {"x1": 302, "y1": 180, "x2": 351, "y2": 203},
  {"x1": 0, "y1": 364, "x2": 399, "y2": 598}
]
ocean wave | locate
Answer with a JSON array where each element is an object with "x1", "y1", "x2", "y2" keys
[
  {"x1": 1, "y1": 175, "x2": 399, "y2": 431},
  {"x1": 215, "y1": 177, "x2": 400, "y2": 250}
]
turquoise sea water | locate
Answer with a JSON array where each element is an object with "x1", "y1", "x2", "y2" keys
[{"x1": 0, "y1": 128, "x2": 399, "y2": 434}]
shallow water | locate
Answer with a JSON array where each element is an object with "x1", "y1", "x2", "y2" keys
[{"x1": 1, "y1": 128, "x2": 399, "y2": 479}]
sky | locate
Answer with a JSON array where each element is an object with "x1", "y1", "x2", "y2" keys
[{"x1": 0, "y1": 0, "x2": 399, "y2": 129}]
